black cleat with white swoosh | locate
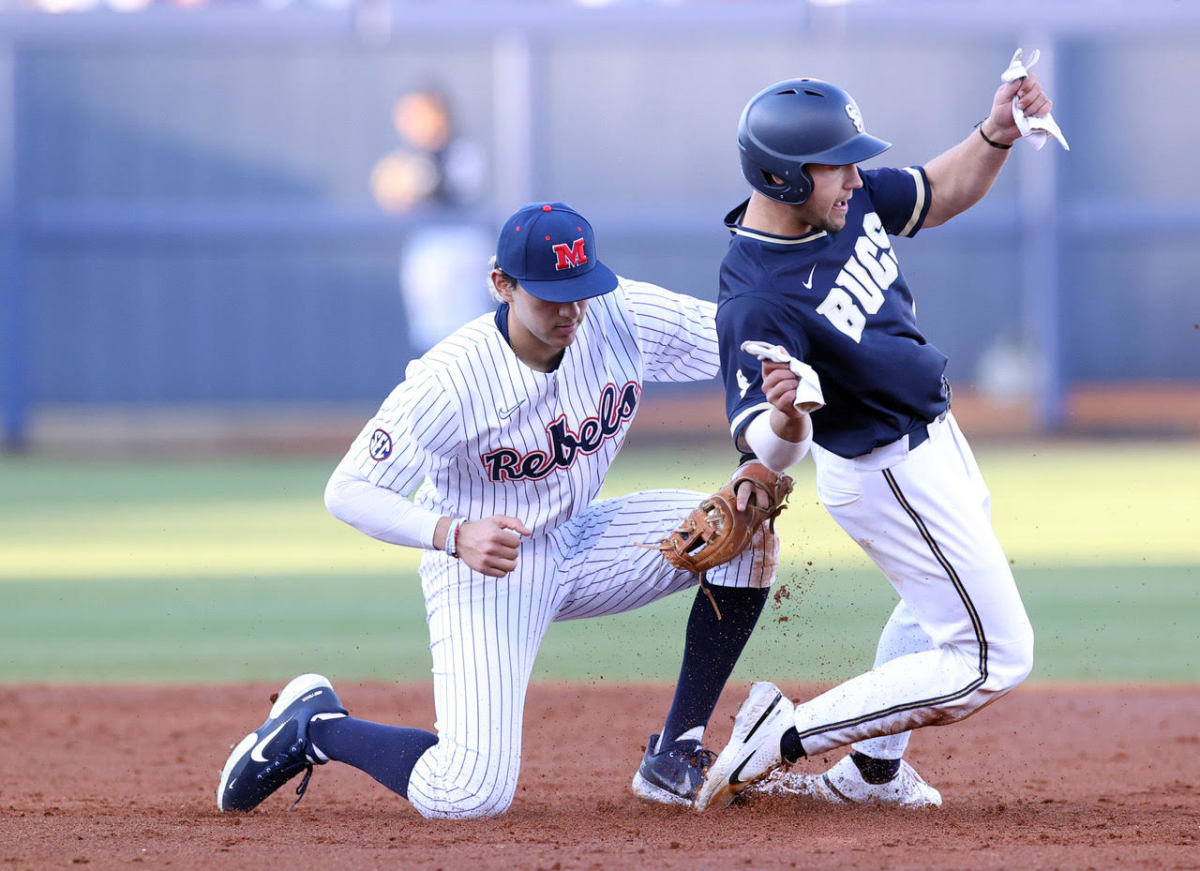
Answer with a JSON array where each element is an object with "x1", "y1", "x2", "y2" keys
[
  {"x1": 217, "y1": 674, "x2": 347, "y2": 812},
  {"x1": 631, "y1": 732, "x2": 717, "y2": 807}
]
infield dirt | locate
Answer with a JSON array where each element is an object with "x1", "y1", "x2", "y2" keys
[{"x1": 3, "y1": 681, "x2": 1197, "y2": 870}]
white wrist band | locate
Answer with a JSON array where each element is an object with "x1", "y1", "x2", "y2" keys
[
  {"x1": 746, "y1": 412, "x2": 810, "y2": 472},
  {"x1": 444, "y1": 518, "x2": 465, "y2": 558}
]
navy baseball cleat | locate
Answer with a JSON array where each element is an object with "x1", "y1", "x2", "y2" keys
[
  {"x1": 631, "y1": 732, "x2": 717, "y2": 807},
  {"x1": 217, "y1": 673, "x2": 347, "y2": 813}
]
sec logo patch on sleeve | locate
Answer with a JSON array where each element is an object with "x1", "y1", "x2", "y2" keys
[{"x1": 369, "y1": 428, "x2": 393, "y2": 461}]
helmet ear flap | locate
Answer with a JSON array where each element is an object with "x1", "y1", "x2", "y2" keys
[
  {"x1": 753, "y1": 164, "x2": 813, "y2": 205},
  {"x1": 791, "y1": 166, "x2": 813, "y2": 205},
  {"x1": 755, "y1": 168, "x2": 788, "y2": 197}
]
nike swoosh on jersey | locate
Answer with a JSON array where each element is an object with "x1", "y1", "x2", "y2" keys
[
  {"x1": 498, "y1": 400, "x2": 525, "y2": 419},
  {"x1": 801, "y1": 264, "x2": 817, "y2": 290},
  {"x1": 250, "y1": 721, "x2": 289, "y2": 763}
]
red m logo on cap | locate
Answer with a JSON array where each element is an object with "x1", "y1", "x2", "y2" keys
[{"x1": 552, "y1": 238, "x2": 588, "y2": 271}]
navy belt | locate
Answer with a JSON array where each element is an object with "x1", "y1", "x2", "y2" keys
[
  {"x1": 909, "y1": 382, "x2": 952, "y2": 450},
  {"x1": 908, "y1": 420, "x2": 936, "y2": 450}
]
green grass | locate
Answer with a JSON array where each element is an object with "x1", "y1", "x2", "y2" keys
[{"x1": 1, "y1": 442, "x2": 1196, "y2": 684}]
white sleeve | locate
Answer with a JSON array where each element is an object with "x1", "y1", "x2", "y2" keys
[
  {"x1": 324, "y1": 358, "x2": 461, "y2": 548},
  {"x1": 744, "y1": 411, "x2": 811, "y2": 472},
  {"x1": 621, "y1": 279, "x2": 720, "y2": 383},
  {"x1": 324, "y1": 461, "x2": 444, "y2": 548}
]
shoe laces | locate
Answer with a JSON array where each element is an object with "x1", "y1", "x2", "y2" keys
[
  {"x1": 668, "y1": 742, "x2": 716, "y2": 772},
  {"x1": 256, "y1": 735, "x2": 316, "y2": 810},
  {"x1": 289, "y1": 765, "x2": 315, "y2": 810}
]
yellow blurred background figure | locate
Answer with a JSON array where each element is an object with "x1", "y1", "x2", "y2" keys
[
  {"x1": 370, "y1": 90, "x2": 453, "y2": 212},
  {"x1": 370, "y1": 87, "x2": 492, "y2": 353}
]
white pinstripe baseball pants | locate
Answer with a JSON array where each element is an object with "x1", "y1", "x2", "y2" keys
[{"x1": 406, "y1": 488, "x2": 777, "y2": 819}]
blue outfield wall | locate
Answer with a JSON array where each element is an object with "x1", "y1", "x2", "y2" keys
[{"x1": 2, "y1": 2, "x2": 1200, "y2": 446}]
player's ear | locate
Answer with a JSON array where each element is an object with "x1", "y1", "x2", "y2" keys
[{"x1": 491, "y1": 269, "x2": 516, "y2": 303}]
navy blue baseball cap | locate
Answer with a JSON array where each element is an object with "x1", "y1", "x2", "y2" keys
[{"x1": 495, "y1": 202, "x2": 618, "y2": 302}]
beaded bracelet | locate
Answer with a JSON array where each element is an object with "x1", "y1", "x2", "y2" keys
[
  {"x1": 975, "y1": 120, "x2": 1012, "y2": 150},
  {"x1": 444, "y1": 518, "x2": 465, "y2": 558}
]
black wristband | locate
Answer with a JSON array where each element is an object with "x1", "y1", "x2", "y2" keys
[{"x1": 976, "y1": 120, "x2": 1012, "y2": 150}]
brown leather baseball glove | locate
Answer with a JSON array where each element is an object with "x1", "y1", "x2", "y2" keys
[{"x1": 651, "y1": 460, "x2": 794, "y2": 575}]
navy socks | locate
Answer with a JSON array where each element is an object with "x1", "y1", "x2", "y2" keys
[
  {"x1": 309, "y1": 716, "x2": 438, "y2": 799},
  {"x1": 851, "y1": 750, "x2": 902, "y2": 784},
  {"x1": 780, "y1": 727, "x2": 806, "y2": 763},
  {"x1": 661, "y1": 584, "x2": 769, "y2": 747}
]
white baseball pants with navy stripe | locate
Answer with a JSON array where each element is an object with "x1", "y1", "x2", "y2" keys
[
  {"x1": 405, "y1": 488, "x2": 777, "y2": 819},
  {"x1": 797, "y1": 412, "x2": 1034, "y2": 757}
]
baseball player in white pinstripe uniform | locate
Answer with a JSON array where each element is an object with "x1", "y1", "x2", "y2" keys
[{"x1": 217, "y1": 202, "x2": 779, "y2": 818}]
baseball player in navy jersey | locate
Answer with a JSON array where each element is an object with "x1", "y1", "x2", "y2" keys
[
  {"x1": 694, "y1": 64, "x2": 1058, "y2": 811},
  {"x1": 217, "y1": 201, "x2": 780, "y2": 818}
]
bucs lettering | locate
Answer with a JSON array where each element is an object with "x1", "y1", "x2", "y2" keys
[
  {"x1": 482, "y1": 381, "x2": 639, "y2": 482},
  {"x1": 815, "y1": 211, "x2": 899, "y2": 343}
]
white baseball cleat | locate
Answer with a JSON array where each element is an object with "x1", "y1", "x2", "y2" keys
[
  {"x1": 749, "y1": 754, "x2": 942, "y2": 808},
  {"x1": 694, "y1": 681, "x2": 795, "y2": 812}
]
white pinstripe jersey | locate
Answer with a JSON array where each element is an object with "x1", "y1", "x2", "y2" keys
[{"x1": 342, "y1": 277, "x2": 719, "y2": 536}]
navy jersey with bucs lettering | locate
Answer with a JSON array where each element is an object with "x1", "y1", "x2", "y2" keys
[{"x1": 717, "y1": 166, "x2": 951, "y2": 460}]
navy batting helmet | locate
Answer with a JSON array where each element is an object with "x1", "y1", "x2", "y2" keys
[{"x1": 737, "y1": 79, "x2": 891, "y2": 204}]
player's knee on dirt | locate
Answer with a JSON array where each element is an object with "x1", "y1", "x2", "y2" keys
[
  {"x1": 405, "y1": 744, "x2": 520, "y2": 820},
  {"x1": 408, "y1": 775, "x2": 517, "y2": 820}
]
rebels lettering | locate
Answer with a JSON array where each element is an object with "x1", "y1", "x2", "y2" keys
[
  {"x1": 482, "y1": 381, "x2": 640, "y2": 482},
  {"x1": 815, "y1": 211, "x2": 900, "y2": 343},
  {"x1": 553, "y1": 238, "x2": 588, "y2": 271}
]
